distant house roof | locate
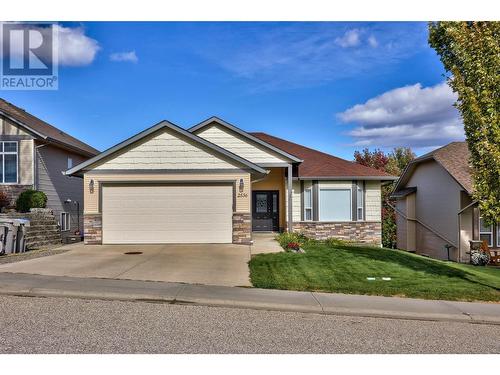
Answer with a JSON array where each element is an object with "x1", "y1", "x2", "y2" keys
[
  {"x1": 250, "y1": 132, "x2": 397, "y2": 180},
  {"x1": 0, "y1": 98, "x2": 99, "y2": 157},
  {"x1": 395, "y1": 141, "x2": 473, "y2": 194}
]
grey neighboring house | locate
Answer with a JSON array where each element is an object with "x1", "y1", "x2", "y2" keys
[
  {"x1": 392, "y1": 141, "x2": 499, "y2": 263},
  {"x1": 0, "y1": 98, "x2": 99, "y2": 239}
]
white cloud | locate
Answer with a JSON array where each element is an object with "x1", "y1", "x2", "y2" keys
[
  {"x1": 335, "y1": 29, "x2": 361, "y2": 48},
  {"x1": 368, "y1": 35, "x2": 378, "y2": 48},
  {"x1": 109, "y1": 51, "x2": 138, "y2": 63},
  {"x1": 338, "y1": 82, "x2": 465, "y2": 149},
  {"x1": 1, "y1": 23, "x2": 100, "y2": 66},
  {"x1": 55, "y1": 25, "x2": 100, "y2": 66}
]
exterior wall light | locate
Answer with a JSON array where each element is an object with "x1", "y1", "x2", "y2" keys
[
  {"x1": 239, "y1": 178, "x2": 244, "y2": 193},
  {"x1": 89, "y1": 179, "x2": 95, "y2": 194}
]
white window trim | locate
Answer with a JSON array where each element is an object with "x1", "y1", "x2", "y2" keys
[
  {"x1": 318, "y1": 188, "x2": 352, "y2": 222},
  {"x1": 497, "y1": 224, "x2": 500, "y2": 248},
  {"x1": 303, "y1": 187, "x2": 313, "y2": 221},
  {"x1": 67, "y1": 157, "x2": 73, "y2": 170},
  {"x1": 60, "y1": 212, "x2": 70, "y2": 232},
  {"x1": 0, "y1": 141, "x2": 19, "y2": 185},
  {"x1": 356, "y1": 182, "x2": 364, "y2": 221},
  {"x1": 479, "y1": 216, "x2": 493, "y2": 247}
]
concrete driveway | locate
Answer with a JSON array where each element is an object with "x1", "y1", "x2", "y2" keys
[{"x1": 0, "y1": 243, "x2": 251, "y2": 287}]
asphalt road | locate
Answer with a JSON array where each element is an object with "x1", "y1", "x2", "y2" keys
[{"x1": 0, "y1": 295, "x2": 499, "y2": 354}]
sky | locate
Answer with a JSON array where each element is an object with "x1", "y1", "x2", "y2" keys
[{"x1": 0, "y1": 22, "x2": 465, "y2": 159}]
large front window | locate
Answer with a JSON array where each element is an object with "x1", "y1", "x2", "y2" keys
[
  {"x1": 319, "y1": 189, "x2": 351, "y2": 221},
  {"x1": 0, "y1": 141, "x2": 18, "y2": 184},
  {"x1": 479, "y1": 217, "x2": 493, "y2": 247}
]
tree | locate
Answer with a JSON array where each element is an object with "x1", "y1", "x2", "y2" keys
[
  {"x1": 429, "y1": 22, "x2": 500, "y2": 224},
  {"x1": 354, "y1": 147, "x2": 415, "y2": 248}
]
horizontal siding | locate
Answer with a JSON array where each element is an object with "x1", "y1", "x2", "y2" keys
[
  {"x1": 365, "y1": 180, "x2": 381, "y2": 221},
  {"x1": 197, "y1": 125, "x2": 289, "y2": 164},
  {"x1": 318, "y1": 181, "x2": 352, "y2": 190},
  {"x1": 84, "y1": 172, "x2": 251, "y2": 214},
  {"x1": 37, "y1": 144, "x2": 89, "y2": 236},
  {"x1": 94, "y1": 128, "x2": 240, "y2": 170}
]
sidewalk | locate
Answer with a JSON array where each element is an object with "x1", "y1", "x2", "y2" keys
[{"x1": 0, "y1": 272, "x2": 499, "y2": 324}]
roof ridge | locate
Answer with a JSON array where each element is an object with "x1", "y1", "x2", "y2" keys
[
  {"x1": 0, "y1": 97, "x2": 99, "y2": 156},
  {"x1": 250, "y1": 131, "x2": 393, "y2": 177}
]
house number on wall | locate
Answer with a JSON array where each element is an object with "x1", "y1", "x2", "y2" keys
[{"x1": 237, "y1": 192, "x2": 248, "y2": 198}]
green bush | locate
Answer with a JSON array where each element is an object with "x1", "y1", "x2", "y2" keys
[
  {"x1": 15, "y1": 189, "x2": 47, "y2": 212},
  {"x1": 275, "y1": 232, "x2": 311, "y2": 249}
]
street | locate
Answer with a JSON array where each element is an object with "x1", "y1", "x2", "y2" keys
[{"x1": 0, "y1": 295, "x2": 498, "y2": 354}]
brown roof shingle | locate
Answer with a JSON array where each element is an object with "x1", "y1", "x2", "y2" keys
[
  {"x1": 0, "y1": 98, "x2": 98, "y2": 156},
  {"x1": 250, "y1": 132, "x2": 396, "y2": 179}
]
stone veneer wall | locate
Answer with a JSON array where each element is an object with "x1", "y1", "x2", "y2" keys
[
  {"x1": 232, "y1": 212, "x2": 252, "y2": 245},
  {"x1": 293, "y1": 221, "x2": 382, "y2": 245},
  {"x1": 0, "y1": 208, "x2": 61, "y2": 249},
  {"x1": 84, "y1": 214, "x2": 102, "y2": 244},
  {"x1": 0, "y1": 185, "x2": 32, "y2": 207}
]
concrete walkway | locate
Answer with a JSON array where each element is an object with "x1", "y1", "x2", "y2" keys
[
  {"x1": 0, "y1": 272, "x2": 498, "y2": 325},
  {"x1": 251, "y1": 232, "x2": 283, "y2": 255}
]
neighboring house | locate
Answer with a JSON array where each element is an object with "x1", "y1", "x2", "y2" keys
[
  {"x1": 392, "y1": 141, "x2": 497, "y2": 263},
  {"x1": 0, "y1": 99, "x2": 99, "y2": 239},
  {"x1": 66, "y1": 117, "x2": 396, "y2": 246}
]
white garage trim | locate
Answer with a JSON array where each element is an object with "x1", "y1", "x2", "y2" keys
[{"x1": 101, "y1": 183, "x2": 234, "y2": 244}]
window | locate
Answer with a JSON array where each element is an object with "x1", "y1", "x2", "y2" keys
[
  {"x1": 319, "y1": 189, "x2": 351, "y2": 221},
  {"x1": 479, "y1": 217, "x2": 493, "y2": 247},
  {"x1": 67, "y1": 157, "x2": 73, "y2": 169},
  {"x1": 0, "y1": 141, "x2": 18, "y2": 184},
  {"x1": 356, "y1": 182, "x2": 364, "y2": 221},
  {"x1": 304, "y1": 187, "x2": 312, "y2": 221},
  {"x1": 60, "y1": 212, "x2": 70, "y2": 232},
  {"x1": 497, "y1": 224, "x2": 500, "y2": 248}
]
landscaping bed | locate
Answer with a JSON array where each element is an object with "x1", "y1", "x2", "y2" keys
[{"x1": 249, "y1": 234, "x2": 500, "y2": 302}]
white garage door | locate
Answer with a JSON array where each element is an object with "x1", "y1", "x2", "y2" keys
[{"x1": 102, "y1": 184, "x2": 233, "y2": 244}]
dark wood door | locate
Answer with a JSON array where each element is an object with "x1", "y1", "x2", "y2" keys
[{"x1": 252, "y1": 191, "x2": 279, "y2": 231}]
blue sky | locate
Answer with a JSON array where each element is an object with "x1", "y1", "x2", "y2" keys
[{"x1": 1, "y1": 22, "x2": 465, "y2": 159}]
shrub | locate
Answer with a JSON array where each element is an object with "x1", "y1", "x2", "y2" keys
[
  {"x1": 15, "y1": 189, "x2": 47, "y2": 212},
  {"x1": 0, "y1": 191, "x2": 9, "y2": 210},
  {"x1": 276, "y1": 232, "x2": 310, "y2": 249}
]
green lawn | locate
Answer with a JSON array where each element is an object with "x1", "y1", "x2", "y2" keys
[{"x1": 249, "y1": 242, "x2": 500, "y2": 301}]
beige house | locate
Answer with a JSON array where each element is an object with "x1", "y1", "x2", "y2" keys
[
  {"x1": 0, "y1": 99, "x2": 99, "y2": 238},
  {"x1": 67, "y1": 117, "x2": 396, "y2": 245},
  {"x1": 392, "y1": 141, "x2": 498, "y2": 263}
]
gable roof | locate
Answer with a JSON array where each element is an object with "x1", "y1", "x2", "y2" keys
[
  {"x1": 251, "y1": 132, "x2": 397, "y2": 180},
  {"x1": 0, "y1": 98, "x2": 99, "y2": 157},
  {"x1": 189, "y1": 116, "x2": 303, "y2": 164},
  {"x1": 66, "y1": 120, "x2": 268, "y2": 177},
  {"x1": 394, "y1": 141, "x2": 473, "y2": 194}
]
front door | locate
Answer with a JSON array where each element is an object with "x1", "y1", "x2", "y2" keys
[{"x1": 252, "y1": 191, "x2": 279, "y2": 231}]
